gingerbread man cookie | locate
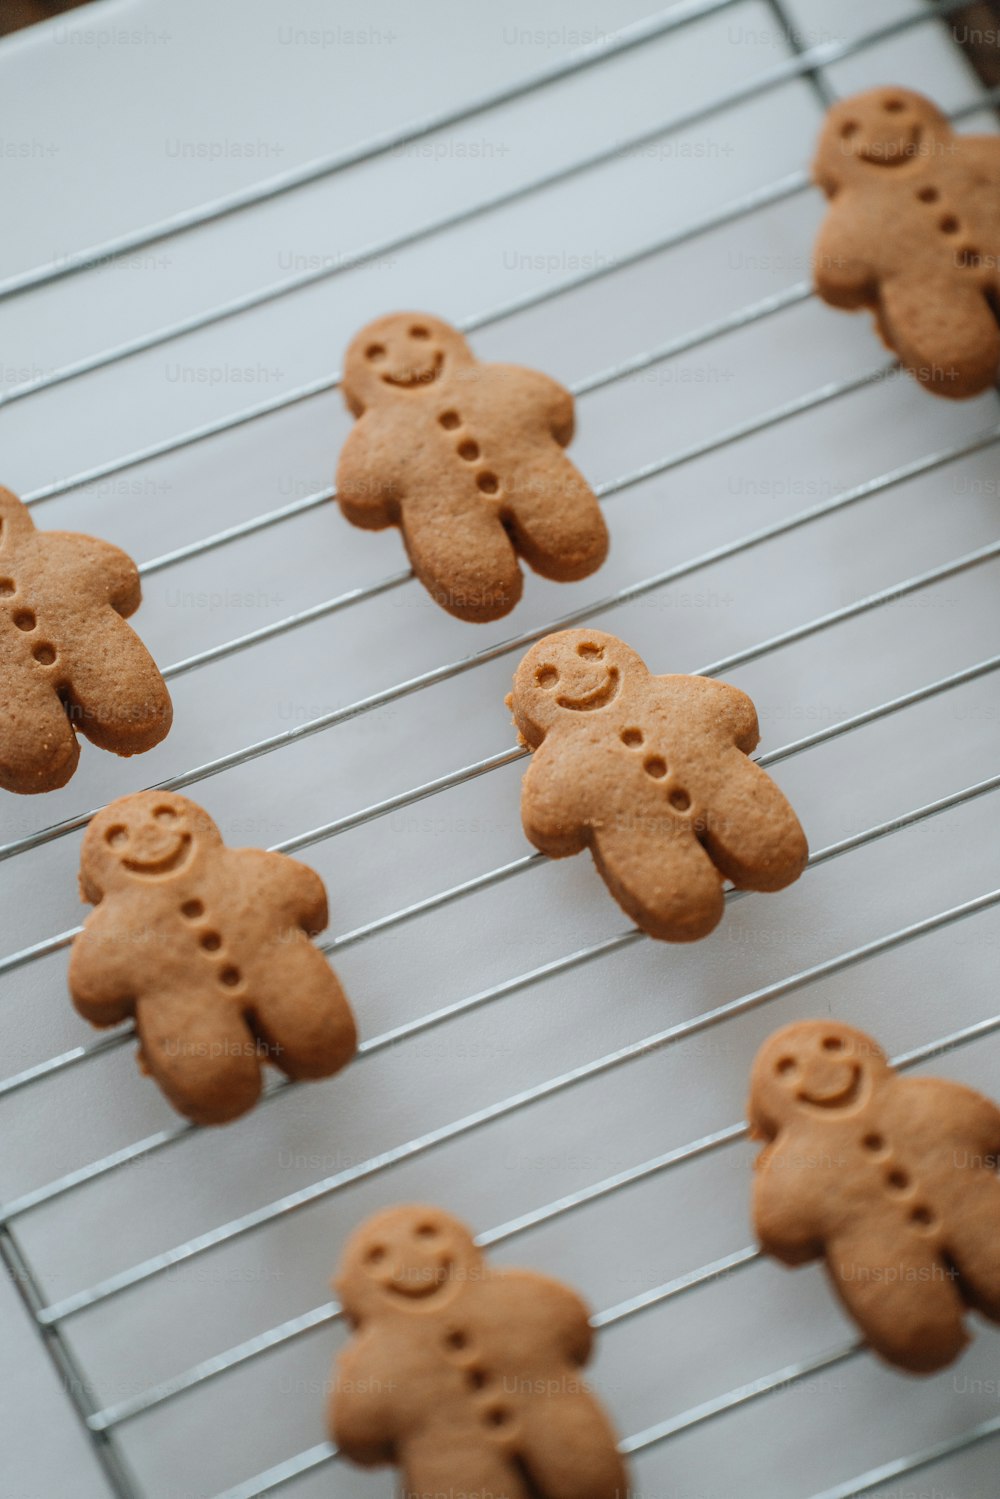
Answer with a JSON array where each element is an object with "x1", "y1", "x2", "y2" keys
[
  {"x1": 336, "y1": 312, "x2": 608, "y2": 621},
  {"x1": 749, "y1": 1020, "x2": 1000, "y2": 1373},
  {"x1": 813, "y1": 87, "x2": 1000, "y2": 398},
  {"x1": 0, "y1": 487, "x2": 171, "y2": 794},
  {"x1": 509, "y1": 629, "x2": 808, "y2": 942},
  {"x1": 69, "y1": 792, "x2": 357, "y2": 1125},
  {"x1": 329, "y1": 1204, "x2": 629, "y2": 1498}
]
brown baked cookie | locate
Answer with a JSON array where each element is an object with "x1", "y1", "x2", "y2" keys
[
  {"x1": 749, "y1": 1020, "x2": 1000, "y2": 1373},
  {"x1": 329, "y1": 1204, "x2": 629, "y2": 1498},
  {"x1": 336, "y1": 312, "x2": 608, "y2": 621},
  {"x1": 509, "y1": 628, "x2": 808, "y2": 941},
  {"x1": 69, "y1": 791, "x2": 357, "y2": 1125},
  {"x1": 0, "y1": 486, "x2": 171, "y2": 794},
  {"x1": 812, "y1": 87, "x2": 1000, "y2": 398}
]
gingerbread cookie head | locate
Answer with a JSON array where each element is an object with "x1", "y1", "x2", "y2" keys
[
  {"x1": 510, "y1": 628, "x2": 647, "y2": 746},
  {"x1": 80, "y1": 791, "x2": 221, "y2": 902},
  {"x1": 336, "y1": 1204, "x2": 482, "y2": 1324},
  {"x1": 814, "y1": 88, "x2": 951, "y2": 194},
  {"x1": 749, "y1": 1020, "x2": 892, "y2": 1140},
  {"x1": 342, "y1": 312, "x2": 475, "y2": 415}
]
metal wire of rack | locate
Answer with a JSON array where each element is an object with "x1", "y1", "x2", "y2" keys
[{"x1": 2, "y1": 1, "x2": 1000, "y2": 1496}]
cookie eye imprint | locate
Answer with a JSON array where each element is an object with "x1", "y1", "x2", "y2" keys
[
  {"x1": 415, "y1": 1221, "x2": 439, "y2": 1239},
  {"x1": 155, "y1": 805, "x2": 178, "y2": 823},
  {"x1": 106, "y1": 825, "x2": 129, "y2": 849},
  {"x1": 776, "y1": 1056, "x2": 798, "y2": 1078},
  {"x1": 822, "y1": 1035, "x2": 845, "y2": 1053},
  {"x1": 365, "y1": 343, "x2": 386, "y2": 362},
  {"x1": 409, "y1": 325, "x2": 430, "y2": 339},
  {"x1": 536, "y1": 666, "x2": 559, "y2": 689},
  {"x1": 365, "y1": 1244, "x2": 387, "y2": 1268},
  {"x1": 883, "y1": 97, "x2": 905, "y2": 113},
  {"x1": 577, "y1": 642, "x2": 604, "y2": 660}
]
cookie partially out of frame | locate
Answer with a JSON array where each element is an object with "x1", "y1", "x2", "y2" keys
[
  {"x1": 336, "y1": 312, "x2": 608, "y2": 621},
  {"x1": 69, "y1": 791, "x2": 357, "y2": 1125},
  {"x1": 330, "y1": 1203, "x2": 630, "y2": 1498},
  {"x1": 509, "y1": 628, "x2": 808, "y2": 941},
  {"x1": 750, "y1": 1019, "x2": 1000, "y2": 1373},
  {"x1": 0, "y1": 486, "x2": 171, "y2": 793},
  {"x1": 813, "y1": 87, "x2": 1000, "y2": 398}
]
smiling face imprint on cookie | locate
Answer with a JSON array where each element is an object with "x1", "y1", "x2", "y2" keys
[
  {"x1": 512, "y1": 630, "x2": 648, "y2": 744},
  {"x1": 342, "y1": 313, "x2": 474, "y2": 415},
  {"x1": 81, "y1": 791, "x2": 221, "y2": 900},
  {"x1": 750, "y1": 1020, "x2": 890, "y2": 1137},
  {"x1": 816, "y1": 89, "x2": 950, "y2": 193},
  {"x1": 338, "y1": 1206, "x2": 482, "y2": 1321}
]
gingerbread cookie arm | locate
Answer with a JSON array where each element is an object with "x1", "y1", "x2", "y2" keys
[
  {"x1": 907, "y1": 1075, "x2": 1000, "y2": 1162},
  {"x1": 812, "y1": 203, "x2": 879, "y2": 309},
  {"x1": 329, "y1": 1334, "x2": 397, "y2": 1466},
  {"x1": 335, "y1": 420, "x2": 402, "y2": 530},
  {"x1": 519, "y1": 745, "x2": 591, "y2": 857},
  {"x1": 248, "y1": 849, "x2": 329, "y2": 936},
  {"x1": 68, "y1": 901, "x2": 141, "y2": 1028},
  {"x1": 676, "y1": 674, "x2": 760, "y2": 753},
  {"x1": 59, "y1": 610, "x2": 172, "y2": 756},
  {"x1": 45, "y1": 530, "x2": 143, "y2": 617},
  {"x1": 825, "y1": 1223, "x2": 968, "y2": 1373},
  {"x1": 878, "y1": 274, "x2": 1000, "y2": 399},
  {"x1": 507, "y1": 1270, "x2": 594, "y2": 1366},
  {"x1": 492, "y1": 362, "x2": 576, "y2": 447},
  {"x1": 751, "y1": 1145, "x2": 826, "y2": 1265}
]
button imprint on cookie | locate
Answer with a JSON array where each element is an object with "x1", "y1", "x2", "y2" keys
[
  {"x1": 644, "y1": 755, "x2": 667, "y2": 779},
  {"x1": 621, "y1": 728, "x2": 643, "y2": 747},
  {"x1": 33, "y1": 644, "x2": 56, "y2": 665},
  {"x1": 477, "y1": 471, "x2": 499, "y2": 494},
  {"x1": 438, "y1": 410, "x2": 460, "y2": 429}
]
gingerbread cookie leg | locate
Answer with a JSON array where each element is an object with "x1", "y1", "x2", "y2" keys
[
  {"x1": 401, "y1": 1438, "x2": 529, "y2": 1499},
  {"x1": 248, "y1": 941, "x2": 357, "y2": 1081},
  {"x1": 591, "y1": 822, "x2": 725, "y2": 942},
  {"x1": 0, "y1": 665, "x2": 79, "y2": 793},
  {"x1": 699, "y1": 758, "x2": 808, "y2": 892},
  {"x1": 827, "y1": 1227, "x2": 968, "y2": 1373},
  {"x1": 402, "y1": 498, "x2": 523, "y2": 622},
  {"x1": 947, "y1": 1180, "x2": 1000, "y2": 1321},
  {"x1": 135, "y1": 992, "x2": 262, "y2": 1126},
  {"x1": 504, "y1": 461, "x2": 609, "y2": 583},
  {"x1": 520, "y1": 1398, "x2": 628, "y2": 1499},
  {"x1": 880, "y1": 275, "x2": 1000, "y2": 399}
]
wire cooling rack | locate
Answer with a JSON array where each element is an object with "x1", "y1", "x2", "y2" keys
[{"x1": 2, "y1": 0, "x2": 1000, "y2": 1495}]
